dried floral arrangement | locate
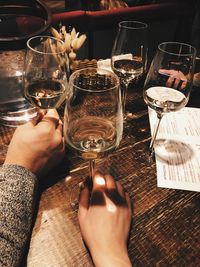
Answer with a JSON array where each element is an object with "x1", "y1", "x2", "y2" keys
[{"x1": 51, "y1": 25, "x2": 87, "y2": 71}]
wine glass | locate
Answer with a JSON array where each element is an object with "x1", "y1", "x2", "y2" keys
[
  {"x1": 23, "y1": 35, "x2": 69, "y2": 111},
  {"x1": 111, "y1": 20, "x2": 148, "y2": 120},
  {"x1": 143, "y1": 42, "x2": 196, "y2": 155},
  {"x1": 64, "y1": 67, "x2": 123, "y2": 208}
]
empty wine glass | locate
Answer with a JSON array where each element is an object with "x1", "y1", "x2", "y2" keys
[
  {"x1": 143, "y1": 42, "x2": 196, "y2": 155},
  {"x1": 24, "y1": 35, "x2": 69, "y2": 111},
  {"x1": 111, "y1": 20, "x2": 148, "y2": 120},
  {"x1": 64, "y1": 67, "x2": 123, "y2": 208}
]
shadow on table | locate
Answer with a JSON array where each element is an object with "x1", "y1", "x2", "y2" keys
[
  {"x1": 155, "y1": 139, "x2": 194, "y2": 165},
  {"x1": 38, "y1": 154, "x2": 71, "y2": 191}
]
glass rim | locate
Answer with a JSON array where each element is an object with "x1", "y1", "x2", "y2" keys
[
  {"x1": 69, "y1": 67, "x2": 120, "y2": 93},
  {"x1": 26, "y1": 35, "x2": 65, "y2": 55},
  {"x1": 158, "y1": 42, "x2": 196, "y2": 57},
  {"x1": 119, "y1": 20, "x2": 148, "y2": 30}
]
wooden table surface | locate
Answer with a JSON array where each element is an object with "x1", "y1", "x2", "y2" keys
[{"x1": 0, "y1": 72, "x2": 200, "y2": 267}]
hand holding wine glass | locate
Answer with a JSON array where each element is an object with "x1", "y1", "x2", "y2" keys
[
  {"x1": 24, "y1": 35, "x2": 69, "y2": 110},
  {"x1": 143, "y1": 42, "x2": 196, "y2": 155},
  {"x1": 64, "y1": 67, "x2": 123, "y2": 208},
  {"x1": 111, "y1": 21, "x2": 148, "y2": 120}
]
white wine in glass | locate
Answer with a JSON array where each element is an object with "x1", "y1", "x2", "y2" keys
[
  {"x1": 64, "y1": 67, "x2": 123, "y2": 208},
  {"x1": 24, "y1": 35, "x2": 69, "y2": 110},
  {"x1": 143, "y1": 42, "x2": 196, "y2": 155},
  {"x1": 111, "y1": 20, "x2": 148, "y2": 120}
]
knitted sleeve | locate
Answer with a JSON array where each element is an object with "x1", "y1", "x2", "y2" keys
[{"x1": 0, "y1": 164, "x2": 38, "y2": 267}]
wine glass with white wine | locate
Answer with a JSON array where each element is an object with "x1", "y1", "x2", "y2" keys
[
  {"x1": 143, "y1": 42, "x2": 196, "y2": 156},
  {"x1": 64, "y1": 67, "x2": 123, "y2": 209},
  {"x1": 111, "y1": 20, "x2": 148, "y2": 121},
  {"x1": 24, "y1": 35, "x2": 69, "y2": 111}
]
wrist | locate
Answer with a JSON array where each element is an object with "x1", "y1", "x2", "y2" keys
[
  {"x1": 4, "y1": 154, "x2": 44, "y2": 176},
  {"x1": 5, "y1": 153, "x2": 34, "y2": 173},
  {"x1": 91, "y1": 247, "x2": 132, "y2": 267}
]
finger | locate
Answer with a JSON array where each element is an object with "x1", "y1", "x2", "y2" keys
[
  {"x1": 26, "y1": 109, "x2": 45, "y2": 127},
  {"x1": 90, "y1": 172, "x2": 106, "y2": 206},
  {"x1": 104, "y1": 174, "x2": 127, "y2": 206},
  {"x1": 38, "y1": 117, "x2": 59, "y2": 130},
  {"x1": 55, "y1": 137, "x2": 65, "y2": 153},
  {"x1": 78, "y1": 185, "x2": 90, "y2": 219},
  {"x1": 125, "y1": 192, "x2": 132, "y2": 212},
  {"x1": 92, "y1": 172, "x2": 106, "y2": 191},
  {"x1": 79, "y1": 182, "x2": 90, "y2": 209},
  {"x1": 37, "y1": 110, "x2": 60, "y2": 129},
  {"x1": 181, "y1": 80, "x2": 187, "y2": 90},
  {"x1": 116, "y1": 181, "x2": 126, "y2": 198},
  {"x1": 166, "y1": 76, "x2": 175, "y2": 87},
  {"x1": 125, "y1": 193, "x2": 133, "y2": 224},
  {"x1": 56, "y1": 120, "x2": 63, "y2": 134},
  {"x1": 104, "y1": 173, "x2": 117, "y2": 190},
  {"x1": 159, "y1": 69, "x2": 171, "y2": 75},
  {"x1": 46, "y1": 109, "x2": 60, "y2": 120},
  {"x1": 174, "y1": 78, "x2": 181, "y2": 89}
]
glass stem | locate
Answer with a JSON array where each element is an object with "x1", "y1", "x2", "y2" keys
[
  {"x1": 89, "y1": 159, "x2": 95, "y2": 179},
  {"x1": 121, "y1": 81, "x2": 129, "y2": 117},
  {"x1": 149, "y1": 112, "x2": 163, "y2": 154}
]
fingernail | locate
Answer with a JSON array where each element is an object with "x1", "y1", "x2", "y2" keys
[{"x1": 94, "y1": 173, "x2": 105, "y2": 186}]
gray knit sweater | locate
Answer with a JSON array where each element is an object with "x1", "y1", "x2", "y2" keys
[{"x1": 0, "y1": 164, "x2": 38, "y2": 267}]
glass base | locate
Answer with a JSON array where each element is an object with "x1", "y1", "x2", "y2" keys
[
  {"x1": 69, "y1": 181, "x2": 84, "y2": 211},
  {"x1": 0, "y1": 107, "x2": 37, "y2": 127},
  {"x1": 154, "y1": 139, "x2": 192, "y2": 164}
]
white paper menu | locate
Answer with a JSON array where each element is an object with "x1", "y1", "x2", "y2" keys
[{"x1": 148, "y1": 107, "x2": 200, "y2": 192}]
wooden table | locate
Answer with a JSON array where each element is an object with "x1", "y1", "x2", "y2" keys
[{"x1": 0, "y1": 74, "x2": 200, "y2": 267}]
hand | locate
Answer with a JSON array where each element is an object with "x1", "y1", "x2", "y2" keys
[
  {"x1": 78, "y1": 172, "x2": 132, "y2": 267},
  {"x1": 159, "y1": 69, "x2": 187, "y2": 89},
  {"x1": 4, "y1": 109, "x2": 65, "y2": 176}
]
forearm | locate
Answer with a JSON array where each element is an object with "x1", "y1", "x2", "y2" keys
[{"x1": 0, "y1": 164, "x2": 38, "y2": 267}]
